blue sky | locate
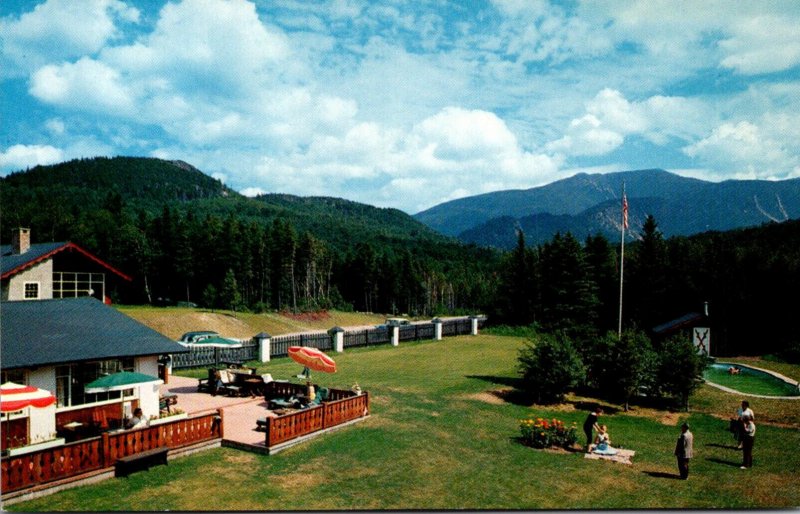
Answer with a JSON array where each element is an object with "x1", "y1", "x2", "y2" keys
[{"x1": 2, "y1": 0, "x2": 799, "y2": 213}]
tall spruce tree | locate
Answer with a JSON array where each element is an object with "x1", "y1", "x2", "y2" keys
[
  {"x1": 492, "y1": 228, "x2": 537, "y2": 325},
  {"x1": 539, "y1": 232, "x2": 599, "y2": 341}
]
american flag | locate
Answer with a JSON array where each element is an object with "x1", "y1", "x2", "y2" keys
[{"x1": 622, "y1": 192, "x2": 629, "y2": 230}]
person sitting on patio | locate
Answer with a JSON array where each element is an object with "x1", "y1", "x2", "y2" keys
[
  {"x1": 212, "y1": 370, "x2": 224, "y2": 396},
  {"x1": 125, "y1": 408, "x2": 147, "y2": 429}
]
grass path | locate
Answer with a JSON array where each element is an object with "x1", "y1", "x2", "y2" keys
[{"x1": 10, "y1": 336, "x2": 800, "y2": 510}]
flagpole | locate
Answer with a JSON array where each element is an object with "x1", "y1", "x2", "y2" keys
[{"x1": 618, "y1": 183, "x2": 627, "y2": 339}]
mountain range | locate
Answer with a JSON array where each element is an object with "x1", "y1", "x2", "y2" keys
[
  {"x1": 414, "y1": 169, "x2": 800, "y2": 248},
  {"x1": 4, "y1": 159, "x2": 800, "y2": 253}
]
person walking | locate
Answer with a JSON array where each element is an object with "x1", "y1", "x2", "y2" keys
[
  {"x1": 741, "y1": 415, "x2": 755, "y2": 469},
  {"x1": 674, "y1": 422, "x2": 694, "y2": 480},
  {"x1": 583, "y1": 407, "x2": 602, "y2": 451}
]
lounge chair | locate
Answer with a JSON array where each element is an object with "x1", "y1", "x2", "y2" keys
[{"x1": 198, "y1": 368, "x2": 238, "y2": 395}]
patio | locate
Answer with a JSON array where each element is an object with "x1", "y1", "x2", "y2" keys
[
  {"x1": 159, "y1": 375, "x2": 276, "y2": 451},
  {"x1": 159, "y1": 375, "x2": 370, "y2": 454}
]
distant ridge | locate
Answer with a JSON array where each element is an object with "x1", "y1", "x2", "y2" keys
[{"x1": 414, "y1": 169, "x2": 800, "y2": 248}]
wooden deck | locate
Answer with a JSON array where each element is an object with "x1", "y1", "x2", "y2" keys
[{"x1": 160, "y1": 375, "x2": 370, "y2": 455}]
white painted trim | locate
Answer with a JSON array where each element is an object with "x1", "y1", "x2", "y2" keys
[{"x1": 6, "y1": 438, "x2": 65, "y2": 456}]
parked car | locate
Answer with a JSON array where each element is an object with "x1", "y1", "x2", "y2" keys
[
  {"x1": 376, "y1": 317, "x2": 411, "y2": 329},
  {"x1": 177, "y1": 330, "x2": 219, "y2": 345}
]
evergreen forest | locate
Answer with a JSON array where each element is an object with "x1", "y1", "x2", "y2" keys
[{"x1": 2, "y1": 157, "x2": 798, "y2": 359}]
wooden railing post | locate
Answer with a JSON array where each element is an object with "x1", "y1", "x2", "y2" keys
[{"x1": 101, "y1": 432, "x2": 111, "y2": 468}]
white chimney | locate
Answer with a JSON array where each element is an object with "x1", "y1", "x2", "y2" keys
[{"x1": 12, "y1": 228, "x2": 31, "y2": 254}]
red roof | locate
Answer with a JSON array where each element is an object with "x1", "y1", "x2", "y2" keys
[{"x1": 0, "y1": 242, "x2": 132, "y2": 282}]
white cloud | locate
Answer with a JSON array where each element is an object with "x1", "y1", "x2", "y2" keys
[
  {"x1": 30, "y1": 57, "x2": 134, "y2": 113},
  {"x1": 240, "y1": 187, "x2": 266, "y2": 197},
  {"x1": 548, "y1": 88, "x2": 715, "y2": 157},
  {"x1": 45, "y1": 118, "x2": 66, "y2": 136},
  {"x1": 0, "y1": 0, "x2": 139, "y2": 76},
  {"x1": 683, "y1": 118, "x2": 800, "y2": 178},
  {"x1": 492, "y1": 0, "x2": 612, "y2": 64},
  {"x1": 0, "y1": 144, "x2": 64, "y2": 170},
  {"x1": 4, "y1": 0, "x2": 800, "y2": 212},
  {"x1": 226, "y1": 106, "x2": 564, "y2": 212},
  {"x1": 411, "y1": 107, "x2": 519, "y2": 161},
  {"x1": 719, "y1": 15, "x2": 800, "y2": 74}
]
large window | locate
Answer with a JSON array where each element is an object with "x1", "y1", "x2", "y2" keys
[
  {"x1": 23, "y1": 282, "x2": 39, "y2": 299},
  {"x1": 55, "y1": 358, "x2": 134, "y2": 408},
  {"x1": 52, "y1": 272, "x2": 105, "y2": 300}
]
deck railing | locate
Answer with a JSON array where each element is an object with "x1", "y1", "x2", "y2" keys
[
  {"x1": 1, "y1": 411, "x2": 221, "y2": 495},
  {"x1": 264, "y1": 390, "x2": 369, "y2": 448}
]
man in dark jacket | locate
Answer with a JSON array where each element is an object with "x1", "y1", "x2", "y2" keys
[
  {"x1": 582, "y1": 407, "x2": 602, "y2": 451},
  {"x1": 674, "y1": 422, "x2": 694, "y2": 479}
]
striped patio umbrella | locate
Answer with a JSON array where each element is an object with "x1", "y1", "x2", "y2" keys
[
  {"x1": 0, "y1": 382, "x2": 57, "y2": 412},
  {"x1": 288, "y1": 346, "x2": 337, "y2": 379}
]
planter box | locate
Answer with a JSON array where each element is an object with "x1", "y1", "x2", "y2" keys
[
  {"x1": 7, "y1": 437, "x2": 65, "y2": 456},
  {"x1": 149, "y1": 412, "x2": 188, "y2": 426}
]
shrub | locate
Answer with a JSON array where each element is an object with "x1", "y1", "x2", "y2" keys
[
  {"x1": 585, "y1": 329, "x2": 657, "y2": 410},
  {"x1": 518, "y1": 331, "x2": 585, "y2": 404},
  {"x1": 519, "y1": 417, "x2": 578, "y2": 449},
  {"x1": 655, "y1": 335, "x2": 709, "y2": 410}
]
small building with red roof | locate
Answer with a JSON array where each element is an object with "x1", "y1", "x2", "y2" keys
[{"x1": 1, "y1": 228, "x2": 132, "y2": 303}]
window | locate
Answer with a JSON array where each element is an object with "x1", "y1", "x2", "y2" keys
[
  {"x1": 55, "y1": 358, "x2": 135, "y2": 408},
  {"x1": 24, "y1": 282, "x2": 39, "y2": 299},
  {"x1": 1, "y1": 369, "x2": 26, "y2": 385}
]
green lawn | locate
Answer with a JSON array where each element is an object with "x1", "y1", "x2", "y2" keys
[{"x1": 10, "y1": 336, "x2": 800, "y2": 510}]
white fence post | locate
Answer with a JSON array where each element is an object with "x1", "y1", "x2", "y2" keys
[
  {"x1": 433, "y1": 318, "x2": 443, "y2": 340},
  {"x1": 391, "y1": 326, "x2": 399, "y2": 347},
  {"x1": 255, "y1": 332, "x2": 271, "y2": 362},
  {"x1": 469, "y1": 316, "x2": 479, "y2": 335},
  {"x1": 329, "y1": 327, "x2": 345, "y2": 353}
]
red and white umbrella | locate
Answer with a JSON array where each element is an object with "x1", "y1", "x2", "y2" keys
[
  {"x1": 288, "y1": 346, "x2": 337, "y2": 377},
  {"x1": 1, "y1": 382, "x2": 57, "y2": 413}
]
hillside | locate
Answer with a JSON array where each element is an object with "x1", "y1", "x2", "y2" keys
[
  {"x1": 0, "y1": 156, "x2": 453, "y2": 252},
  {"x1": 415, "y1": 169, "x2": 800, "y2": 248},
  {"x1": 0, "y1": 156, "x2": 494, "y2": 316},
  {"x1": 117, "y1": 306, "x2": 386, "y2": 340}
]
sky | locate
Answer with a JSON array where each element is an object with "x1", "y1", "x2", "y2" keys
[{"x1": 1, "y1": 0, "x2": 799, "y2": 214}]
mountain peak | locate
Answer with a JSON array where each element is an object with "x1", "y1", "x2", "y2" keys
[{"x1": 414, "y1": 168, "x2": 800, "y2": 246}]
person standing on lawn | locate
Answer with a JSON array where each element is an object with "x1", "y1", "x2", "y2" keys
[
  {"x1": 674, "y1": 422, "x2": 694, "y2": 480},
  {"x1": 583, "y1": 407, "x2": 602, "y2": 451},
  {"x1": 741, "y1": 415, "x2": 755, "y2": 469},
  {"x1": 735, "y1": 400, "x2": 754, "y2": 449}
]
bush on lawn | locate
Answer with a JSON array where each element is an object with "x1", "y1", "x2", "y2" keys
[{"x1": 518, "y1": 331, "x2": 585, "y2": 404}]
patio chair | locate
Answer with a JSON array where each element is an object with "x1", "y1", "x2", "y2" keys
[
  {"x1": 197, "y1": 368, "x2": 218, "y2": 393},
  {"x1": 269, "y1": 396, "x2": 299, "y2": 410}
]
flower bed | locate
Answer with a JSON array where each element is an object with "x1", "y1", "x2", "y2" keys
[{"x1": 519, "y1": 417, "x2": 578, "y2": 449}]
